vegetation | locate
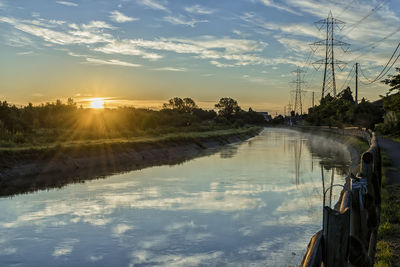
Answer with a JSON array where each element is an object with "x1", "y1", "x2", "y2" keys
[
  {"x1": 375, "y1": 152, "x2": 400, "y2": 267},
  {"x1": 0, "y1": 97, "x2": 267, "y2": 148},
  {"x1": 376, "y1": 67, "x2": 400, "y2": 136},
  {"x1": 306, "y1": 87, "x2": 383, "y2": 129}
]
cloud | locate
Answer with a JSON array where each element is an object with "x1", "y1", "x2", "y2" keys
[
  {"x1": 185, "y1": 5, "x2": 215, "y2": 15},
  {"x1": 240, "y1": 13, "x2": 320, "y2": 38},
  {"x1": 131, "y1": 251, "x2": 223, "y2": 266},
  {"x1": 94, "y1": 36, "x2": 269, "y2": 67},
  {"x1": 16, "y1": 51, "x2": 34, "y2": 55},
  {"x1": 233, "y1": 29, "x2": 249, "y2": 37},
  {"x1": 110, "y1": 10, "x2": 138, "y2": 23},
  {"x1": 242, "y1": 74, "x2": 268, "y2": 84},
  {"x1": 52, "y1": 239, "x2": 79, "y2": 257},
  {"x1": 111, "y1": 224, "x2": 133, "y2": 236},
  {"x1": 153, "y1": 67, "x2": 186, "y2": 72},
  {"x1": 82, "y1": 21, "x2": 114, "y2": 30},
  {"x1": 257, "y1": 0, "x2": 301, "y2": 15},
  {"x1": 0, "y1": 16, "x2": 114, "y2": 45},
  {"x1": 56, "y1": 1, "x2": 78, "y2": 7},
  {"x1": 137, "y1": 0, "x2": 169, "y2": 12},
  {"x1": 210, "y1": 60, "x2": 235, "y2": 68},
  {"x1": 84, "y1": 57, "x2": 141, "y2": 67},
  {"x1": 94, "y1": 40, "x2": 163, "y2": 60},
  {"x1": 163, "y1": 16, "x2": 207, "y2": 27}
]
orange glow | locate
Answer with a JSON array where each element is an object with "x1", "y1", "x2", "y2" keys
[{"x1": 90, "y1": 98, "x2": 105, "y2": 109}]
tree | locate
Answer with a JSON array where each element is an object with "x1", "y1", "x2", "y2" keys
[
  {"x1": 163, "y1": 97, "x2": 184, "y2": 111},
  {"x1": 215, "y1": 97, "x2": 241, "y2": 118},
  {"x1": 162, "y1": 97, "x2": 198, "y2": 113},
  {"x1": 182, "y1": 98, "x2": 198, "y2": 113},
  {"x1": 382, "y1": 67, "x2": 400, "y2": 94},
  {"x1": 337, "y1": 86, "x2": 355, "y2": 103}
]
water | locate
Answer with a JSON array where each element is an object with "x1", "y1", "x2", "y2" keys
[{"x1": 0, "y1": 128, "x2": 351, "y2": 266}]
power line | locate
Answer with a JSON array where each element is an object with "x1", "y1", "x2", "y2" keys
[
  {"x1": 359, "y1": 42, "x2": 400, "y2": 84},
  {"x1": 339, "y1": 64, "x2": 355, "y2": 91},
  {"x1": 336, "y1": 0, "x2": 358, "y2": 19},
  {"x1": 339, "y1": 0, "x2": 389, "y2": 41}
]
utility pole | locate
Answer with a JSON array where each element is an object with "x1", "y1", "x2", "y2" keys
[
  {"x1": 312, "y1": 92, "x2": 315, "y2": 108},
  {"x1": 355, "y1": 62, "x2": 359, "y2": 104},
  {"x1": 284, "y1": 106, "x2": 286, "y2": 117},
  {"x1": 290, "y1": 67, "x2": 306, "y2": 115},
  {"x1": 311, "y1": 11, "x2": 349, "y2": 100}
]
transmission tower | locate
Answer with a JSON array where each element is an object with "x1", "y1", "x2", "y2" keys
[
  {"x1": 290, "y1": 67, "x2": 306, "y2": 115},
  {"x1": 311, "y1": 11, "x2": 349, "y2": 100}
]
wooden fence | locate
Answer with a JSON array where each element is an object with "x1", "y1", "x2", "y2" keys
[{"x1": 300, "y1": 129, "x2": 381, "y2": 267}]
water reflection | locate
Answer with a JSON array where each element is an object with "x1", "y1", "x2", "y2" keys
[{"x1": 0, "y1": 128, "x2": 351, "y2": 266}]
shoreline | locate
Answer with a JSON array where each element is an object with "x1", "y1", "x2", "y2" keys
[
  {"x1": 283, "y1": 126, "x2": 369, "y2": 174},
  {"x1": 0, "y1": 126, "x2": 262, "y2": 197}
]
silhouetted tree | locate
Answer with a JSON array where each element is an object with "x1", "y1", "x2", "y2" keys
[{"x1": 215, "y1": 97, "x2": 241, "y2": 119}]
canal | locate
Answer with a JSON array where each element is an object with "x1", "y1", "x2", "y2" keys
[{"x1": 0, "y1": 128, "x2": 351, "y2": 266}]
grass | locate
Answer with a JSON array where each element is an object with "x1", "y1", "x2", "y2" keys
[
  {"x1": 375, "y1": 151, "x2": 400, "y2": 266},
  {"x1": 0, "y1": 126, "x2": 262, "y2": 152}
]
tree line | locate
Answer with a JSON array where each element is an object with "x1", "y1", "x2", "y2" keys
[
  {"x1": 269, "y1": 67, "x2": 400, "y2": 137},
  {"x1": 0, "y1": 97, "x2": 267, "y2": 145}
]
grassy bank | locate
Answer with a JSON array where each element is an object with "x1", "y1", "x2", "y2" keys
[
  {"x1": 375, "y1": 152, "x2": 400, "y2": 267},
  {"x1": 0, "y1": 126, "x2": 262, "y2": 152},
  {"x1": 0, "y1": 126, "x2": 263, "y2": 196}
]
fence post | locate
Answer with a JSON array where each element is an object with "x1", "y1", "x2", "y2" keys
[{"x1": 323, "y1": 205, "x2": 350, "y2": 266}]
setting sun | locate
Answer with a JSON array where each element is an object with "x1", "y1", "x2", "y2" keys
[{"x1": 90, "y1": 98, "x2": 105, "y2": 109}]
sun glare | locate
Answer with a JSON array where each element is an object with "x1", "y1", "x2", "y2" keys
[{"x1": 90, "y1": 98, "x2": 105, "y2": 109}]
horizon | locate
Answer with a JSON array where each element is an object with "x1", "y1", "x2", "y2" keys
[{"x1": 0, "y1": 0, "x2": 399, "y2": 114}]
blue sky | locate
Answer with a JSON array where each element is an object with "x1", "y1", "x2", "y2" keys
[{"x1": 0, "y1": 0, "x2": 399, "y2": 113}]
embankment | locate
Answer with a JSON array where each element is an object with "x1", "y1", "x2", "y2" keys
[{"x1": 0, "y1": 127, "x2": 262, "y2": 197}]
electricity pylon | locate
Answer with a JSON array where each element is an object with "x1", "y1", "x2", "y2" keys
[
  {"x1": 311, "y1": 11, "x2": 349, "y2": 100},
  {"x1": 290, "y1": 67, "x2": 306, "y2": 115}
]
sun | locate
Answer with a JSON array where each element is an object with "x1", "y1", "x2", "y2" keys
[{"x1": 90, "y1": 98, "x2": 105, "y2": 109}]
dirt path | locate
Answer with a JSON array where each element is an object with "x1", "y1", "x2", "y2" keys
[{"x1": 378, "y1": 137, "x2": 400, "y2": 184}]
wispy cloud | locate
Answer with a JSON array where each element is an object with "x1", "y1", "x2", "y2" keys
[
  {"x1": 210, "y1": 60, "x2": 235, "y2": 68},
  {"x1": 240, "y1": 12, "x2": 320, "y2": 38},
  {"x1": 56, "y1": 1, "x2": 78, "y2": 7},
  {"x1": 153, "y1": 67, "x2": 186, "y2": 72},
  {"x1": 85, "y1": 57, "x2": 141, "y2": 67},
  {"x1": 16, "y1": 51, "x2": 34, "y2": 55},
  {"x1": 163, "y1": 16, "x2": 207, "y2": 27},
  {"x1": 0, "y1": 16, "x2": 113, "y2": 45},
  {"x1": 185, "y1": 5, "x2": 215, "y2": 15},
  {"x1": 137, "y1": 0, "x2": 169, "y2": 12},
  {"x1": 95, "y1": 41, "x2": 163, "y2": 60},
  {"x1": 256, "y1": 0, "x2": 301, "y2": 16},
  {"x1": 52, "y1": 239, "x2": 79, "y2": 257},
  {"x1": 110, "y1": 10, "x2": 138, "y2": 23}
]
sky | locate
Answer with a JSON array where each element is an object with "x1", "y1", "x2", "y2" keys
[{"x1": 0, "y1": 0, "x2": 399, "y2": 113}]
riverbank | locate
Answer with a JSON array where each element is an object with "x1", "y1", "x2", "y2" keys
[
  {"x1": 0, "y1": 126, "x2": 262, "y2": 197},
  {"x1": 284, "y1": 126, "x2": 370, "y2": 174}
]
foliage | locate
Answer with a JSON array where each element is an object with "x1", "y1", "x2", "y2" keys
[
  {"x1": 382, "y1": 67, "x2": 400, "y2": 94},
  {"x1": 306, "y1": 87, "x2": 383, "y2": 129},
  {"x1": 0, "y1": 97, "x2": 267, "y2": 146},
  {"x1": 376, "y1": 68, "x2": 400, "y2": 136},
  {"x1": 215, "y1": 97, "x2": 241, "y2": 118},
  {"x1": 162, "y1": 97, "x2": 198, "y2": 113}
]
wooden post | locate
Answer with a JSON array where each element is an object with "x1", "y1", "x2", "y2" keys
[
  {"x1": 301, "y1": 230, "x2": 323, "y2": 267},
  {"x1": 323, "y1": 206, "x2": 350, "y2": 266}
]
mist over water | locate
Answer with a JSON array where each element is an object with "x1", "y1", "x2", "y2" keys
[{"x1": 0, "y1": 128, "x2": 350, "y2": 266}]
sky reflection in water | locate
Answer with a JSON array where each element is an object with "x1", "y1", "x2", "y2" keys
[{"x1": 0, "y1": 128, "x2": 350, "y2": 266}]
